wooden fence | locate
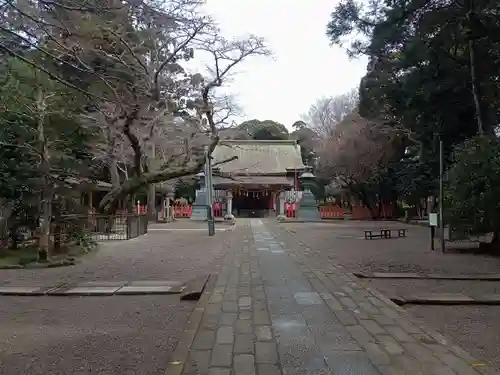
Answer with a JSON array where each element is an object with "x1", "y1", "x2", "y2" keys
[
  {"x1": 159, "y1": 203, "x2": 224, "y2": 219},
  {"x1": 160, "y1": 203, "x2": 393, "y2": 220},
  {"x1": 283, "y1": 203, "x2": 393, "y2": 220}
]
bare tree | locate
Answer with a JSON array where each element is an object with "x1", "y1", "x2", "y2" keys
[
  {"x1": 302, "y1": 88, "x2": 359, "y2": 137},
  {"x1": 1, "y1": 0, "x2": 271, "y2": 213},
  {"x1": 316, "y1": 112, "x2": 399, "y2": 215}
]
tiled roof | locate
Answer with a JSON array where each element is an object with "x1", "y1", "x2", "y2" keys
[
  {"x1": 212, "y1": 175, "x2": 294, "y2": 187},
  {"x1": 212, "y1": 140, "x2": 305, "y2": 175}
]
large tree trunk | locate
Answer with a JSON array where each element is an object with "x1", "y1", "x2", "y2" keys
[
  {"x1": 38, "y1": 182, "x2": 53, "y2": 261},
  {"x1": 147, "y1": 141, "x2": 157, "y2": 221},
  {"x1": 109, "y1": 157, "x2": 121, "y2": 189},
  {"x1": 468, "y1": 38, "x2": 485, "y2": 136},
  {"x1": 35, "y1": 89, "x2": 53, "y2": 262}
]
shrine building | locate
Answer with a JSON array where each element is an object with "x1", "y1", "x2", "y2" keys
[{"x1": 196, "y1": 139, "x2": 305, "y2": 218}]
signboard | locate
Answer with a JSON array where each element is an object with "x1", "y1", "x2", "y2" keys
[{"x1": 429, "y1": 213, "x2": 438, "y2": 227}]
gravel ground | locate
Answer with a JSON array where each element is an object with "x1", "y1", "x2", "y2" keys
[
  {"x1": 1, "y1": 228, "x2": 233, "y2": 286},
  {"x1": 0, "y1": 225, "x2": 239, "y2": 375},
  {"x1": 277, "y1": 221, "x2": 500, "y2": 275},
  {"x1": 407, "y1": 306, "x2": 500, "y2": 372},
  {"x1": 268, "y1": 220, "x2": 500, "y2": 373},
  {"x1": 0, "y1": 296, "x2": 193, "y2": 375}
]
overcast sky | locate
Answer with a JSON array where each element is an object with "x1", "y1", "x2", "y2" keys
[{"x1": 195, "y1": 0, "x2": 368, "y2": 130}]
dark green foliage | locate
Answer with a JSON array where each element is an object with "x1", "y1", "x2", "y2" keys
[
  {"x1": 325, "y1": 0, "x2": 500, "y2": 225},
  {"x1": 445, "y1": 136, "x2": 500, "y2": 235},
  {"x1": 238, "y1": 119, "x2": 289, "y2": 140}
]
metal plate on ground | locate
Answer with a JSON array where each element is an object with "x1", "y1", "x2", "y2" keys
[
  {"x1": 115, "y1": 285, "x2": 176, "y2": 295},
  {"x1": 52, "y1": 286, "x2": 122, "y2": 296},
  {"x1": 0, "y1": 286, "x2": 48, "y2": 296},
  {"x1": 77, "y1": 281, "x2": 128, "y2": 287}
]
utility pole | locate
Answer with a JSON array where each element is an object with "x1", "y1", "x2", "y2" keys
[
  {"x1": 205, "y1": 146, "x2": 215, "y2": 236},
  {"x1": 439, "y1": 138, "x2": 445, "y2": 253}
]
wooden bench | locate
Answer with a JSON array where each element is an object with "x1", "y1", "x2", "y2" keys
[{"x1": 364, "y1": 228, "x2": 407, "y2": 240}]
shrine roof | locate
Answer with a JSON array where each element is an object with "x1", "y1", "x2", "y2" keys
[{"x1": 212, "y1": 140, "x2": 305, "y2": 175}]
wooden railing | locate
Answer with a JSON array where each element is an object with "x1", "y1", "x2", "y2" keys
[{"x1": 283, "y1": 203, "x2": 393, "y2": 219}]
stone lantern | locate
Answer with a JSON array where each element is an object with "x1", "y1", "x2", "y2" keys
[
  {"x1": 190, "y1": 171, "x2": 208, "y2": 220},
  {"x1": 297, "y1": 168, "x2": 320, "y2": 221}
]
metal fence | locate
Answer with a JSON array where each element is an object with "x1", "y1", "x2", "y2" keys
[{"x1": 56, "y1": 214, "x2": 148, "y2": 242}]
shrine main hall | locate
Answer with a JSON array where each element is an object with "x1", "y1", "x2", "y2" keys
[{"x1": 193, "y1": 139, "x2": 306, "y2": 218}]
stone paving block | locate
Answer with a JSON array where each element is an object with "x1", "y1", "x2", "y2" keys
[
  {"x1": 293, "y1": 292, "x2": 323, "y2": 305},
  {"x1": 385, "y1": 326, "x2": 414, "y2": 343},
  {"x1": 257, "y1": 364, "x2": 281, "y2": 375},
  {"x1": 363, "y1": 342, "x2": 391, "y2": 366},
  {"x1": 192, "y1": 330, "x2": 216, "y2": 350},
  {"x1": 234, "y1": 334, "x2": 254, "y2": 354},
  {"x1": 234, "y1": 354, "x2": 256, "y2": 375},
  {"x1": 206, "y1": 303, "x2": 222, "y2": 315},
  {"x1": 235, "y1": 319, "x2": 253, "y2": 334},
  {"x1": 219, "y1": 313, "x2": 237, "y2": 326},
  {"x1": 346, "y1": 325, "x2": 376, "y2": 345},
  {"x1": 238, "y1": 296, "x2": 252, "y2": 309},
  {"x1": 375, "y1": 334, "x2": 405, "y2": 355},
  {"x1": 179, "y1": 220, "x2": 489, "y2": 375},
  {"x1": 394, "y1": 317, "x2": 423, "y2": 334},
  {"x1": 334, "y1": 311, "x2": 358, "y2": 326},
  {"x1": 359, "y1": 319, "x2": 387, "y2": 336},
  {"x1": 359, "y1": 301, "x2": 381, "y2": 315},
  {"x1": 372, "y1": 314, "x2": 396, "y2": 326},
  {"x1": 323, "y1": 296, "x2": 344, "y2": 311},
  {"x1": 253, "y1": 310, "x2": 271, "y2": 325},
  {"x1": 315, "y1": 330, "x2": 362, "y2": 352},
  {"x1": 368, "y1": 296, "x2": 390, "y2": 309},
  {"x1": 208, "y1": 368, "x2": 231, "y2": 375},
  {"x1": 339, "y1": 296, "x2": 358, "y2": 309},
  {"x1": 200, "y1": 313, "x2": 220, "y2": 331},
  {"x1": 239, "y1": 311, "x2": 252, "y2": 320},
  {"x1": 222, "y1": 301, "x2": 238, "y2": 313},
  {"x1": 380, "y1": 307, "x2": 402, "y2": 319},
  {"x1": 281, "y1": 357, "x2": 330, "y2": 375},
  {"x1": 255, "y1": 342, "x2": 279, "y2": 364},
  {"x1": 392, "y1": 354, "x2": 426, "y2": 374},
  {"x1": 210, "y1": 344, "x2": 233, "y2": 367},
  {"x1": 255, "y1": 326, "x2": 273, "y2": 341},
  {"x1": 184, "y1": 349, "x2": 211, "y2": 375},
  {"x1": 324, "y1": 351, "x2": 382, "y2": 375}
]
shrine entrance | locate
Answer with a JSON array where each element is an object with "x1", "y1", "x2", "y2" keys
[{"x1": 233, "y1": 190, "x2": 272, "y2": 217}]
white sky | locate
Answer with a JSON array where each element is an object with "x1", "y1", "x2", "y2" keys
[{"x1": 197, "y1": 0, "x2": 368, "y2": 130}]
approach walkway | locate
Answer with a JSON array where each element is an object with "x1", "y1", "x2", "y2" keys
[{"x1": 168, "y1": 219, "x2": 493, "y2": 375}]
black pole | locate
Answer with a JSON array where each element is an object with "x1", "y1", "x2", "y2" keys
[
  {"x1": 430, "y1": 226, "x2": 435, "y2": 251},
  {"x1": 439, "y1": 139, "x2": 445, "y2": 253}
]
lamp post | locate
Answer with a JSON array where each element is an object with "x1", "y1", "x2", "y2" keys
[
  {"x1": 190, "y1": 171, "x2": 208, "y2": 221},
  {"x1": 439, "y1": 138, "x2": 445, "y2": 252},
  {"x1": 205, "y1": 148, "x2": 215, "y2": 236},
  {"x1": 296, "y1": 167, "x2": 320, "y2": 221}
]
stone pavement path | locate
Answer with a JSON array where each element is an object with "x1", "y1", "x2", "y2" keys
[{"x1": 176, "y1": 219, "x2": 494, "y2": 375}]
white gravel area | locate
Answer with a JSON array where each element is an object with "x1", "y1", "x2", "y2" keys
[
  {"x1": 0, "y1": 224, "x2": 244, "y2": 375},
  {"x1": 407, "y1": 305, "x2": 500, "y2": 373}
]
